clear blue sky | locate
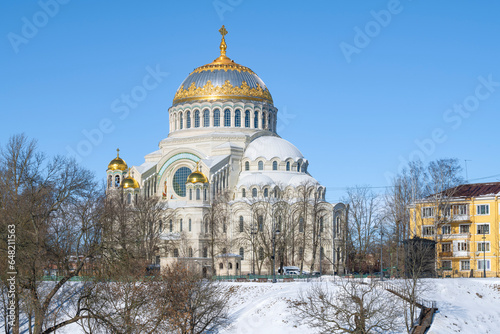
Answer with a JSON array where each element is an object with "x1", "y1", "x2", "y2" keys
[{"x1": 2, "y1": 1, "x2": 500, "y2": 202}]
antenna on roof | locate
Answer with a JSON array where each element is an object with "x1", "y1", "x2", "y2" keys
[{"x1": 464, "y1": 159, "x2": 471, "y2": 183}]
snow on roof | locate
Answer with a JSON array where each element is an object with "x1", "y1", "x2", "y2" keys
[
  {"x1": 135, "y1": 161, "x2": 156, "y2": 174},
  {"x1": 236, "y1": 171, "x2": 319, "y2": 188},
  {"x1": 244, "y1": 136, "x2": 304, "y2": 161}
]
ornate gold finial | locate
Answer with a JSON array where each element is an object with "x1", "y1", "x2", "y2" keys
[
  {"x1": 116, "y1": 148, "x2": 120, "y2": 158},
  {"x1": 219, "y1": 25, "x2": 228, "y2": 56}
]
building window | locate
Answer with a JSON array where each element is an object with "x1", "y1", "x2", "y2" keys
[
  {"x1": 189, "y1": 247, "x2": 193, "y2": 257},
  {"x1": 196, "y1": 188, "x2": 200, "y2": 200},
  {"x1": 422, "y1": 226, "x2": 435, "y2": 236},
  {"x1": 229, "y1": 262, "x2": 233, "y2": 270},
  {"x1": 457, "y1": 241, "x2": 468, "y2": 251},
  {"x1": 224, "y1": 109, "x2": 231, "y2": 127},
  {"x1": 478, "y1": 259, "x2": 491, "y2": 271},
  {"x1": 179, "y1": 219, "x2": 183, "y2": 232},
  {"x1": 245, "y1": 110, "x2": 250, "y2": 127},
  {"x1": 204, "y1": 188, "x2": 207, "y2": 201},
  {"x1": 442, "y1": 243, "x2": 451, "y2": 252},
  {"x1": 272, "y1": 161, "x2": 278, "y2": 170},
  {"x1": 239, "y1": 216, "x2": 244, "y2": 232},
  {"x1": 262, "y1": 113, "x2": 266, "y2": 129},
  {"x1": 453, "y1": 204, "x2": 468, "y2": 216},
  {"x1": 320, "y1": 217, "x2": 324, "y2": 233},
  {"x1": 258, "y1": 161, "x2": 264, "y2": 170},
  {"x1": 203, "y1": 109, "x2": 210, "y2": 127},
  {"x1": 477, "y1": 223, "x2": 490, "y2": 235},
  {"x1": 441, "y1": 260, "x2": 452, "y2": 270},
  {"x1": 189, "y1": 189, "x2": 192, "y2": 200},
  {"x1": 286, "y1": 161, "x2": 290, "y2": 171},
  {"x1": 219, "y1": 263, "x2": 223, "y2": 270},
  {"x1": 203, "y1": 247, "x2": 208, "y2": 258},
  {"x1": 127, "y1": 193, "x2": 131, "y2": 204},
  {"x1": 115, "y1": 175, "x2": 120, "y2": 187},
  {"x1": 252, "y1": 188, "x2": 257, "y2": 197},
  {"x1": 299, "y1": 217, "x2": 304, "y2": 233},
  {"x1": 298, "y1": 247, "x2": 303, "y2": 260},
  {"x1": 173, "y1": 248, "x2": 179, "y2": 257},
  {"x1": 336, "y1": 216, "x2": 341, "y2": 234},
  {"x1": 258, "y1": 247, "x2": 264, "y2": 260},
  {"x1": 441, "y1": 225, "x2": 451, "y2": 235},
  {"x1": 194, "y1": 110, "x2": 200, "y2": 128},
  {"x1": 179, "y1": 112, "x2": 183, "y2": 129},
  {"x1": 223, "y1": 223, "x2": 227, "y2": 233},
  {"x1": 245, "y1": 161, "x2": 250, "y2": 171},
  {"x1": 297, "y1": 163, "x2": 300, "y2": 172},
  {"x1": 235, "y1": 109, "x2": 241, "y2": 127},
  {"x1": 173, "y1": 167, "x2": 192, "y2": 197},
  {"x1": 239, "y1": 247, "x2": 244, "y2": 260},
  {"x1": 320, "y1": 247, "x2": 324, "y2": 258},
  {"x1": 159, "y1": 220, "x2": 163, "y2": 233},
  {"x1": 242, "y1": 188, "x2": 246, "y2": 198},
  {"x1": 459, "y1": 224, "x2": 470, "y2": 234},
  {"x1": 476, "y1": 204, "x2": 489, "y2": 215},
  {"x1": 254, "y1": 111, "x2": 259, "y2": 128},
  {"x1": 213, "y1": 109, "x2": 220, "y2": 127},
  {"x1": 477, "y1": 242, "x2": 490, "y2": 252},
  {"x1": 264, "y1": 188, "x2": 268, "y2": 197},
  {"x1": 169, "y1": 219, "x2": 173, "y2": 232},
  {"x1": 422, "y1": 207, "x2": 434, "y2": 218},
  {"x1": 222, "y1": 247, "x2": 227, "y2": 254},
  {"x1": 186, "y1": 111, "x2": 191, "y2": 128},
  {"x1": 189, "y1": 219, "x2": 192, "y2": 232},
  {"x1": 460, "y1": 260, "x2": 470, "y2": 271},
  {"x1": 258, "y1": 215, "x2": 264, "y2": 232}
]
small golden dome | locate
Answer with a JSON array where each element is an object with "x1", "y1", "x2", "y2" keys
[
  {"x1": 122, "y1": 176, "x2": 140, "y2": 189},
  {"x1": 186, "y1": 162, "x2": 208, "y2": 184},
  {"x1": 108, "y1": 148, "x2": 128, "y2": 171}
]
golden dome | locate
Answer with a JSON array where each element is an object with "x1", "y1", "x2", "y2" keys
[
  {"x1": 108, "y1": 148, "x2": 128, "y2": 171},
  {"x1": 122, "y1": 176, "x2": 140, "y2": 189},
  {"x1": 186, "y1": 163, "x2": 209, "y2": 184},
  {"x1": 172, "y1": 25, "x2": 273, "y2": 105}
]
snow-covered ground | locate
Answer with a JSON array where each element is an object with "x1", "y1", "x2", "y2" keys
[{"x1": 4, "y1": 277, "x2": 500, "y2": 333}]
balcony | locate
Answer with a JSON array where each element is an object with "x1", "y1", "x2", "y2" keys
[
  {"x1": 440, "y1": 233, "x2": 471, "y2": 240},
  {"x1": 439, "y1": 252, "x2": 453, "y2": 258},
  {"x1": 453, "y1": 251, "x2": 469, "y2": 258},
  {"x1": 452, "y1": 214, "x2": 470, "y2": 221}
]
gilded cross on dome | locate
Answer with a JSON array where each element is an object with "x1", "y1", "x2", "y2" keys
[
  {"x1": 219, "y1": 25, "x2": 228, "y2": 56},
  {"x1": 116, "y1": 148, "x2": 120, "y2": 157}
]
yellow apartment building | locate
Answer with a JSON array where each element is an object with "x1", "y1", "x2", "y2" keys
[{"x1": 410, "y1": 182, "x2": 500, "y2": 277}]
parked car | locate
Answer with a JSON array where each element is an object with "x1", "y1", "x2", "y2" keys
[{"x1": 282, "y1": 266, "x2": 301, "y2": 275}]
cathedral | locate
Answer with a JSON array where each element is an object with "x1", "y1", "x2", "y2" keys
[{"x1": 106, "y1": 26, "x2": 346, "y2": 276}]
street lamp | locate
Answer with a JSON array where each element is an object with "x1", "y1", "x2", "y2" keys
[{"x1": 272, "y1": 228, "x2": 280, "y2": 283}]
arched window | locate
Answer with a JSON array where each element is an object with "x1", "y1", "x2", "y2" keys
[
  {"x1": 274, "y1": 187, "x2": 279, "y2": 198},
  {"x1": 262, "y1": 113, "x2": 266, "y2": 129},
  {"x1": 239, "y1": 216, "x2": 244, "y2": 232},
  {"x1": 127, "y1": 193, "x2": 131, "y2": 204},
  {"x1": 196, "y1": 188, "x2": 200, "y2": 200},
  {"x1": 189, "y1": 188, "x2": 192, "y2": 200},
  {"x1": 258, "y1": 215, "x2": 264, "y2": 232},
  {"x1": 239, "y1": 247, "x2": 244, "y2": 260},
  {"x1": 258, "y1": 161, "x2": 264, "y2": 170},
  {"x1": 252, "y1": 188, "x2": 257, "y2": 197},
  {"x1": 203, "y1": 109, "x2": 210, "y2": 127},
  {"x1": 189, "y1": 247, "x2": 193, "y2": 257},
  {"x1": 286, "y1": 161, "x2": 290, "y2": 171},
  {"x1": 173, "y1": 114, "x2": 177, "y2": 130},
  {"x1": 173, "y1": 248, "x2": 179, "y2": 257},
  {"x1": 169, "y1": 219, "x2": 173, "y2": 233},
  {"x1": 114, "y1": 175, "x2": 120, "y2": 187},
  {"x1": 268, "y1": 113, "x2": 272, "y2": 129},
  {"x1": 194, "y1": 110, "x2": 200, "y2": 128},
  {"x1": 235, "y1": 109, "x2": 241, "y2": 127},
  {"x1": 189, "y1": 218, "x2": 192, "y2": 232},
  {"x1": 299, "y1": 217, "x2": 304, "y2": 233},
  {"x1": 219, "y1": 263, "x2": 223, "y2": 269},
  {"x1": 320, "y1": 217, "x2": 324, "y2": 233},
  {"x1": 336, "y1": 216, "x2": 341, "y2": 234},
  {"x1": 272, "y1": 161, "x2": 278, "y2": 170},
  {"x1": 297, "y1": 163, "x2": 301, "y2": 172},
  {"x1": 186, "y1": 111, "x2": 191, "y2": 128},
  {"x1": 242, "y1": 188, "x2": 246, "y2": 198},
  {"x1": 159, "y1": 220, "x2": 163, "y2": 233},
  {"x1": 107, "y1": 175, "x2": 112, "y2": 188},
  {"x1": 180, "y1": 219, "x2": 183, "y2": 232},
  {"x1": 203, "y1": 247, "x2": 208, "y2": 257},
  {"x1": 179, "y1": 112, "x2": 183, "y2": 129},
  {"x1": 204, "y1": 188, "x2": 207, "y2": 201},
  {"x1": 205, "y1": 220, "x2": 208, "y2": 233},
  {"x1": 224, "y1": 109, "x2": 231, "y2": 127},
  {"x1": 254, "y1": 111, "x2": 259, "y2": 128},
  {"x1": 258, "y1": 247, "x2": 264, "y2": 260},
  {"x1": 223, "y1": 223, "x2": 227, "y2": 233},
  {"x1": 229, "y1": 262, "x2": 233, "y2": 269},
  {"x1": 245, "y1": 161, "x2": 250, "y2": 171},
  {"x1": 245, "y1": 110, "x2": 250, "y2": 127},
  {"x1": 264, "y1": 188, "x2": 268, "y2": 197},
  {"x1": 213, "y1": 109, "x2": 220, "y2": 127}
]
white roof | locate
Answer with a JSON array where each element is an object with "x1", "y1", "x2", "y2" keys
[
  {"x1": 236, "y1": 171, "x2": 319, "y2": 188},
  {"x1": 244, "y1": 136, "x2": 304, "y2": 161}
]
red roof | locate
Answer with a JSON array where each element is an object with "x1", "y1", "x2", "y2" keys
[{"x1": 444, "y1": 182, "x2": 500, "y2": 198}]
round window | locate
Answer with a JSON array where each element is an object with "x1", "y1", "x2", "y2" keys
[{"x1": 173, "y1": 167, "x2": 191, "y2": 197}]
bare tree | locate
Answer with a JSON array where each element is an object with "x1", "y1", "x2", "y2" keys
[
  {"x1": 204, "y1": 191, "x2": 231, "y2": 276},
  {"x1": 292, "y1": 279, "x2": 403, "y2": 333}
]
